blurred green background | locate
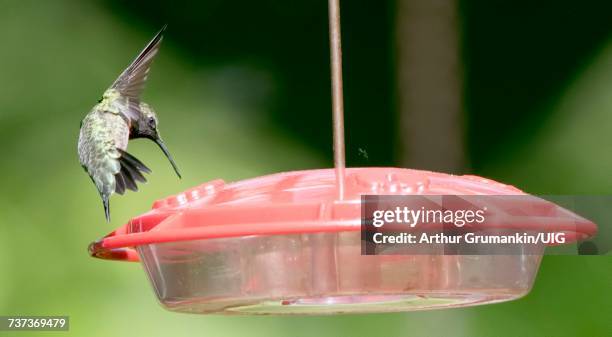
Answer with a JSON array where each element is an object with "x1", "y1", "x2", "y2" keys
[{"x1": 0, "y1": 0, "x2": 610, "y2": 336}]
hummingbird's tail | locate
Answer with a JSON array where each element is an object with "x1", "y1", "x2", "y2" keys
[
  {"x1": 116, "y1": 149, "x2": 151, "y2": 193},
  {"x1": 103, "y1": 197, "x2": 110, "y2": 222}
]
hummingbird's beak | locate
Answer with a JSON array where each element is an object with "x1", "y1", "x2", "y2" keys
[{"x1": 154, "y1": 137, "x2": 182, "y2": 179}]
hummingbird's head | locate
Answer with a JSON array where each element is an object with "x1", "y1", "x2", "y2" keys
[
  {"x1": 134, "y1": 103, "x2": 182, "y2": 178},
  {"x1": 136, "y1": 102, "x2": 160, "y2": 139}
]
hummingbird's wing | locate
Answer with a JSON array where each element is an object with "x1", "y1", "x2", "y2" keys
[{"x1": 110, "y1": 25, "x2": 166, "y2": 120}]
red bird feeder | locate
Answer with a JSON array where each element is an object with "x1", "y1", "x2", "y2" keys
[{"x1": 89, "y1": 168, "x2": 596, "y2": 314}]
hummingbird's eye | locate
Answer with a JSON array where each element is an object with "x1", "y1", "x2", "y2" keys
[{"x1": 148, "y1": 117, "x2": 157, "y2": 129}]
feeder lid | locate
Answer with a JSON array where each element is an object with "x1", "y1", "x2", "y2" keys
[{"x1": 89, "y1": 167, "x2": 597, "y2": 261}]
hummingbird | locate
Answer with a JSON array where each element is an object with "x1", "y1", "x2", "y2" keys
[{"x1": 78, "y1": 25, "x2": 181, "y2": 222}]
